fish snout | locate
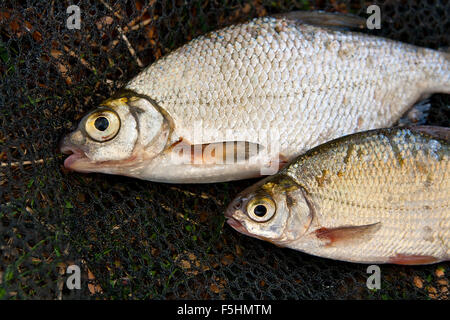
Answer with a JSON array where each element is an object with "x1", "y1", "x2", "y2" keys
[
  {"x1": 59, "y1": 134, "x2": 81, "y2": 157},
  {"x1": 225, "y1": 196, "x2": 244, "y2": 218},
  {"x1": 58, "y1": 134, "x2": 89, "y2": 170},
  {"x1": 225, "y1": 196, "x2": 255, "y2": 236},
  {"x1": 59, "y1": 135, "x2": 72, "y2": 155}
]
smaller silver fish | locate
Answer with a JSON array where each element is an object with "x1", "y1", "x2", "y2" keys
[{"x1": 226, "y1": 126, "x2": 450, "y2": 265}]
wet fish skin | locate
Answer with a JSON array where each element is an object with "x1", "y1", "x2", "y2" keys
[
  {"x1": 226, "y1": 127, "x2": 449, "y2": 264},
  {"x1": 61, "y1": 13, "x2": 450, "y2": 183}
]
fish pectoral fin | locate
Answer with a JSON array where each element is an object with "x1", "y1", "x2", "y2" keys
[
  {"x1": 201, "y1": 141, "x2": 264, "y2": 164},
  {"x1": 274, "y1": 10, "x2": 366, "y2": 31},
  {"x1": 169, "y1": 140, "x2": 264, "y2": 165},
  {"x1": 314, "y1": 222, "x2": 381, "y2": 247}
]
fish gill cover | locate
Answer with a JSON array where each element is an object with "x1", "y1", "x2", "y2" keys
[{"x1": 0, "y1": 0, "x2": 449, "y2": 299}]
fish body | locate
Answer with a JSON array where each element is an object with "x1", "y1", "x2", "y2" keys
[
  {"x1": 61, "y1": 13, "x2": 450, "y2": 183},
  {"x1": 226, "y1": 126, "x2": 449, "y2": 264}
]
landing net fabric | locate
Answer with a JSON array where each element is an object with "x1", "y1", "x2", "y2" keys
[{"x1": 0, "y1": 0, "x2": 449, "y2": 300}]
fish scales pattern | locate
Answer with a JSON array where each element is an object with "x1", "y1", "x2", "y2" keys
[
  {"x1": 285, "y1": 128, "x2": 449, "y2": 262},
  {"x1": 126, "y1": 17, "x2": 448, "y2": 157}
]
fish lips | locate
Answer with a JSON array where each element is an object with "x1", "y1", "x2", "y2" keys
[
  {"x1": 224, "y1": 197, "x2": 253, "y2": 237},
  {"x1": 59, "y1": 136, "x2": 92, "y2": 172},
  {"x1": 225, "y1": 216, "x2": 252, "y2": 237}
]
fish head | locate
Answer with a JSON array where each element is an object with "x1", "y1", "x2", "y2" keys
[
  {"x1": 60, "y1": 95, "x2": 170, "y2": 176},
  {"x1": 225, "y1": 175, "x2": 313, "y2": 245}
]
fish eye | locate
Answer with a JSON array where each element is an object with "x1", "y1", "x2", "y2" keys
[
  {"x1": 253, "y1": 205, "x2": 267, "y2": 217},
  {"x1": 94, "y1": 117, "x2": 109, "y2": 131},
  {"x1": 247, "y1": 197, "x2": 276, "y2": 222},
  {"x1": 85, "y1": 109, "x2": 120, "y2": 142}
]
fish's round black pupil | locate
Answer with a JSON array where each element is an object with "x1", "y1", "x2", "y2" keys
[
  {"x1": 94, "y1": 117, "x2": 109, "y2": 131},
  {"x1": 253, "y1": 205, "x2": 267, "y2": 217}
]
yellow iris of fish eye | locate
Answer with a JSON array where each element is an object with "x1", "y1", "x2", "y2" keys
[
  {"x1": 85, "y1": 109, "x2": 121, "y2": 142},
  {"x1": 247, "y1": 197, "x2": 276, "y2": 222}
]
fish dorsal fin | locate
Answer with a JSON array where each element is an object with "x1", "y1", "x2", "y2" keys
[
  {"x1": 409, "y1": 126, "x2": 450, "y2": 143},
  {"x1": 273, "y1": 10, "x2": 366, "y2": 31},
  {"x1": 314, "y1": 222, "x2": 381, "y2": 247}
]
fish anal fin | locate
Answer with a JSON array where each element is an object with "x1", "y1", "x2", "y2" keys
[
  {"x1": 397, "y1": 99, "x2": 431, "y2": 127},
  {"x1": 169, "y1": 139, "x2": 263, "y2": 165},
  {"x1": 388, "y1": 254, "x2": 439, "y2": 265},
  {"x1": 274, "y1": 10, "x2": 366, "y2": 31},
  {"x1": 314, "y1": 222, "x2": 381, "y2": 247}
]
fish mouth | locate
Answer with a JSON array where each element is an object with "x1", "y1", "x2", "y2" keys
[
  {"x1": 224, "y1": 198, "x2": 254, "y2": 237},
  {"x1": 59, "y1": 138, "x2": 92, "y2": 172},
  {"x1": 59, "y1": 136, "x2": 145, "y2": 174},
  {"x1": 225, "y1": 216, "x2": 253, "y2": 237},
  {"x1": 226, "y1": 215, "x2": 243, "y2": 230}
]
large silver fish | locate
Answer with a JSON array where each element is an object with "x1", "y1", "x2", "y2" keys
[
  {"x1": 60, "y1": 11, "x2": 450, "y2": 183},
  {"x1": 226, "y1": 126, "x2": 449, "y2": 265}
]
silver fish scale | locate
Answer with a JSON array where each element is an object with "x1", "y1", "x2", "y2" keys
[
  {"x1": 285, "y1": 128, "x2": 449, "y2": 263},
  {"x1": 126, "y1": 16, "x2": 449, "y2": 158}
]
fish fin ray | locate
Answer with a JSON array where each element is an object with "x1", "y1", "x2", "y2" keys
[
  {"x1": 396, "y1": 99, "x2": 431, "y2": 127},
  {"x1": 388, "y1": 254, "x2": 439, "y2": 265},
  {"x1": 274, "y1": 10, "x2": 366, "y2": 31},
  {"x1": 170, "y1": 140, "x2": 264, "y2": 165},
  {"x1": 278, "y1": 154, "x2": 289, "y2": 170},
  {"x1": 314, "y1": 222, "x2": 381, "y2": 247}
]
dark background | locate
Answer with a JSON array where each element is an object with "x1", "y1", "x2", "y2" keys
[{"x1": 0, "y1": 0, "x2": 449, "y2": 299}]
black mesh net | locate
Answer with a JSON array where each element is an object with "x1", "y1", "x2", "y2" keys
[{"x1": 1, "y1": 0, "x2": 449, "y2": 300}]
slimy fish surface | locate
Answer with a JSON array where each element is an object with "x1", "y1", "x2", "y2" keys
[
  {"x1": 61, "y1": 12, "x2": 450, "y2": 183},
  {"x1": 226, "y1": 126, "x2": 449, "y2": 265}
]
